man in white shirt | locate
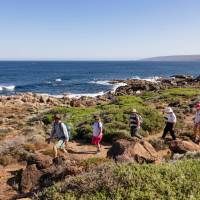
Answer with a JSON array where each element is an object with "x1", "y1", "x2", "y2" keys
[
  {"x1": 161, "y1": 107, "x2": 177, "y2": 140},
  {"x1": 194, "y1": 103, "x2": 200, "y2": 143},
  {"x1": 92, "y1": 114, "x2": 103, "y2": 154}
]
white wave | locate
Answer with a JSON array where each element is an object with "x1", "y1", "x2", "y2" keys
[
  {"x1": 0, "y1": 85, "x2": 15, "y2": 91},
  {"x1": 89, "y1": 80, "x2": 127, "y2": 93},
  {"x1": 131, "y1": 76, "x2": 161, "y2": 83},
  {"x1": 66, "y1": 91, "x2": 106, "y2": 98},
  {"x1": 131, "y1": 76, "x2": 141, "y2": 80},
  {"x1": 111, "y1": 82, "x2": 127, "y2": 92},
  {"x1": 55, "y1": 78, "x2": 62, "y2": 82},
  {"x1": 89, "y1": 80, "x2": 112, "y2": 86}
]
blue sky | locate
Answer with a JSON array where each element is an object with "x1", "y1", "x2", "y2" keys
[{"x1": 0, "y1": 0, "x2": 200, "y2": 60}]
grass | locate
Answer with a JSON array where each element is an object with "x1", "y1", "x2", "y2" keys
[
  {"x1": 38, "y1": 159, "x2": 200, "y2": 200},
  {"x1": 158, "y1": 88, "x2": 200, "y2": 103},
  {"x1": 43, "y1": 96, "x2": 164, "y2": 142}
]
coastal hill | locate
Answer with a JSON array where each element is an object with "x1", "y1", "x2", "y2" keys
[{"x1": 142, "y1": 54, "x2": 200, "y2": 61}]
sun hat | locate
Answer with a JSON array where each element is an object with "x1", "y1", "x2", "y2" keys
[
  {"x1": 132, "y1": 108, "x2": 137, "y2": 113},
  {"x1": 165, "y1": 107, "x2": 173, "y2": 113}
]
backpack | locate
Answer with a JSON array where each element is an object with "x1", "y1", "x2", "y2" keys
[
  {"x1": 65, "y1": 124, "x2": 72, "y2": 140},
  {"x1": 138, "y1": 114, "x2": 143, "y2": 124},
  {"x1": 97, "y1": 122, "x2": 104, "y2": 135}
]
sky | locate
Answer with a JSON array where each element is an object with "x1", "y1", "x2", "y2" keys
[{"x1": 0, "y1": 0, "x2": 200, "y2": 60}]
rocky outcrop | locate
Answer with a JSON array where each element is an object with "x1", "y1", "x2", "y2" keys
[
  {"x1": 20, "y1": 164, "x2": 43, "y2": 193},
  {"x1": 26, "y1": 154, "x2": 53, "y2": 169},
  {"x1": 169, "y1": 140, "x2": 200, "y2": 154},
  {"x1": 19, "y1": 156, "x2": 81, "y2": 193},
  {"x1": 115, "y1": 75, "x2": 200, "y2": 96},
  {"x1": 107, "y1": 139, "x2": 160, "y2": 163},
  {"x1": 0, "y1": 92, "x2": 111, "y2": 108}
]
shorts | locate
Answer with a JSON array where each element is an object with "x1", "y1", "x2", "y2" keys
[
  {"x1": 51, "y1": 139, "x2": 66, "y2": 149},
  {"x1": 92, "y1": 134, "x2": 103, "y2": 145}
]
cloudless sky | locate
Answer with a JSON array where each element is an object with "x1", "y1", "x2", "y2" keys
[{"x1": 0, "y1": 0, "x2": 200, "y2": 60}]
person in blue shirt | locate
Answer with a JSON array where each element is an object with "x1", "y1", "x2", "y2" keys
[{"x1": 48, "y1": 114, "x2": 69, "y2": 158}]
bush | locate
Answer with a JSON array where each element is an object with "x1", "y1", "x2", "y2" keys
[
  {"x1": 38, "y1": 160, "x2": 200, "y2": 200},
  {"x1": 43, "y1": 96, "x2": 164, "y2": 143}
]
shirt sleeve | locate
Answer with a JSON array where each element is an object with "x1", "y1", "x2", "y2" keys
[{"x1": 61, "y1": 123, "x2": 69, "y2": 141}]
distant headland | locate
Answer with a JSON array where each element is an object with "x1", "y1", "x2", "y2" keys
[{"x1": 142, "y1": 55, "x2": 200, "y2": 61}]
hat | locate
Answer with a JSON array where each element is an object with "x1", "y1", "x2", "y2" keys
[
  {"x1": 93, "y1": 114, "x2": 100, "y2": 119},
  {"x1": 165, "y1": 107, "x2": 173, "y2": 113},
  {"x1": 54, "y1": 114, "x2": 61, "y2": 120},
  {"x1": 132, "y1": 108, "x2": 137, "y2": 113}
]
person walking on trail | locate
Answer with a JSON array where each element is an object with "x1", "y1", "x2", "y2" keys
[
  {"x1": 92, "y1": 114, "x2": 103, "y2": 154},
  {"x1": 162, "y1": 107, "x2": 177, "y2": 140},
  {"x1": 194, "y1": 103, "x2": 200, "y2": 143},
  {"x1": 129, "y1": 108, "x2": 143, "y2": 139},
  {"x1": 48, "y1": 114, "x2": 69, "y2": 158}
]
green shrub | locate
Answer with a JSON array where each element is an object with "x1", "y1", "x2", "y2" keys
[
  {"x1": 160, "y1": 88, "x2": 200, "y2": 101},
  {"x1": 43, "y1": 96, "x2": 164, "y2": 142},
  {"x1": 38, "y1": 160, "x2": 200, "y2": 200}
]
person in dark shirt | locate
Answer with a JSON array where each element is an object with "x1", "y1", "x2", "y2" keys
[{"x1": 129, "y1": 108, "x2": 143, "y2": 139}]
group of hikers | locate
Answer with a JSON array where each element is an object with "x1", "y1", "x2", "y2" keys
[{"x1": 48, "y1": 102, "x2": 200, "y2": 158}]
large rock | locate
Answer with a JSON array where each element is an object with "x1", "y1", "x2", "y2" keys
[
  {"x1": 27, "y1": 153, "x2": 53, "y2": 169},
  {"x1": 20, "y1": 164, "x2": 43, "y2": 193},
  {"x1": 107, "y1": 139, "x2": 160, "y2": 163},
  {"x1": 169, "y1": 140, "x2": 200, "y2": 154},
  {"x1": 20, "y1": 156, "x2": 80, "y2": 193}
]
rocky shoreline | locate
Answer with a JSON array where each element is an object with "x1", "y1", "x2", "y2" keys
[{"x1": 1, "y1": 75, "x2": 200, "y2": 108}]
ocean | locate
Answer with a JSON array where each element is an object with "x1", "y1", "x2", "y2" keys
[{"x1": 0, "y1": 61, "x2": 200, "y2": 97}]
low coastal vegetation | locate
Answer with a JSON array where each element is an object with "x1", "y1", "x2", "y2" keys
[
  {"x1": 39, "y1": 159, "x2": 200, "y2": 200},
  {"x1": 1, "y1": 80, "x2": 200, "y2": 199},
  {"x1": 43, "y1": 95, "x2": 164, "y2": 142}
]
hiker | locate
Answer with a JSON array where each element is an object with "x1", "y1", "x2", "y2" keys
[
  {"x1": 48, "y1": 114, "x2": 69, "y2": 158},
  {"x1": 194, "y1": 103, "x2": 200, "y2": 143},
  {"x1": 129, "y1": 108, "x2": 143, "y2": 139},
  {"x1": 92, "y1": 114, "x2": 103, "y2": 154},
  {"x1": 162, "y1": 107, "x2": 176, "y2": 140}
]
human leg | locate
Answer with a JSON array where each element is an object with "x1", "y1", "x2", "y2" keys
[
  {"x1": 131, "y1": 127, "x2": 142, "y2": 139},
  {"x1": 53, "y1": 145, "x2": 58, "y2": 158},
  {"x1": 162, "y1": 123, "x2": 169, "y2": 139}
]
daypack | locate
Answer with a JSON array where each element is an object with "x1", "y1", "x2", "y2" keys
[
  {"x1": 97, "y1": 122, "x2": 104, "y2": 134},
  {"x1": 138, "y1": 115, "x2": 143, "y2": 124}
]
